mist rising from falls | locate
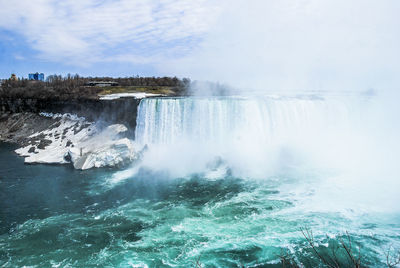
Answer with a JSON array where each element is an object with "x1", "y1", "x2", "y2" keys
[
  {"x1": 106, "y1": 92, "x2": 400, "y2": 215},
  {"x1": 134, "y1": 95, "x2": 363, "y2": 178}
]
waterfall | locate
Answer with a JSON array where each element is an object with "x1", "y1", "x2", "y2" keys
[
  {"x1": 133, "y1": 95, "x2": 370, "y2": 178},
  {"x1": 135, "y1": 96, "x2": 354, "y2": 146}
]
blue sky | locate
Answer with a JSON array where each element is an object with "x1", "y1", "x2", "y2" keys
[
  {"x1": 0, "y1": 28, "x2": 159, "y2": 78},
  {"x1": 0, "y1": 0, "x2": 399, "y2": 91},
  {"x1": 0, "y1": 0, "x2": 220, "y2": 79}
]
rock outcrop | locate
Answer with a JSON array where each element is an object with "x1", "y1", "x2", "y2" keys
[
  {"x1": 65, "y1": 125, "x2": 136, "y2": 170},
  {"x1": 0, "y1": 112, "x2": 137, "y2": 169}
]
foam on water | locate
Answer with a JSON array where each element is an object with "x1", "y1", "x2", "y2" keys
[
  {"x1": 2, "y1": 92, "x2": 400, "y2": 267},
  {"x1": 129, "y1": 93, "x2": 400, "y2": 213}
]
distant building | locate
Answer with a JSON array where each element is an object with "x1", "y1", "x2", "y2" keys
[
  {"x1": 85, "y1": 81, "x2": 119, "y2": 87},
  {"x1": 29, "y1": 72, "x2": 45, "y2": 81}
]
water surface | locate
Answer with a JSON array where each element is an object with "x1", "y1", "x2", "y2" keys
[{"x1": 1, "y1": 142, "x2": 399, "y2": 267}]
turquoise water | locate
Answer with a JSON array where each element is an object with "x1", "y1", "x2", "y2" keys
[{"x1": 1, "y1": 142, "x2": 399, "y2": 267}]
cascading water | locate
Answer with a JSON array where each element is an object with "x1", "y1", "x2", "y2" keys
[
  {"x1": 114, "y1": 93, "x2": 398, "y2": 267},
  {"x1": 2, "y1": 93, "x2": 398, "y2": 267},
  {"x1": 133, "y1": 95, "x2": 365, "y2": 178},
  {"x1": 131, "y1": 92, "x2": 400, "y2": 214},
  {"x1": 135, "y1": 96, "x2": 354, "y2": 146}
]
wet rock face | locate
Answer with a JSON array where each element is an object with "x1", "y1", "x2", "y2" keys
[
  {"x1": 37, "y1": 139, "x2": 52, "y2": 150},
  {"x1": 11, "y1": 113, "x2": 96, "y2": 165},
  {"x1": 0, "y1": 97, "x2": 141, "y2": 130},
  {"x1": 0, "y1": 112, "x2": 59, "y2": 146}
]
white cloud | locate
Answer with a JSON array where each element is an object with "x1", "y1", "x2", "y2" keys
[
  {"x1": 13, "y1": 54, "x2": 25, "y2": 61},
  {"x1": 1, "y1": 0, "x2": 399, "y2": 92},
  {"x1": 163, "y1": 0, "x2": 400, "y2": 92},
  {"x1": 0, "y1": 0, "x2": 222, "y2": 65}
]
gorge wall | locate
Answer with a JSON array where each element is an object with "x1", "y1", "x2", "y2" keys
[{"x1": 0, "y1": 97, "x2": 141, "y2": 130}]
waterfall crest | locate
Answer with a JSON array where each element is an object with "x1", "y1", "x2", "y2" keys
[
  {"x1": 135, "y1": 96, "x2": 355, "y2": 146},
  {"x1": 133, "y1": 95, "x2": 365, "y2": 178}
]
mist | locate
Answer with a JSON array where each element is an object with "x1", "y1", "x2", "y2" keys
[
  {"x1": 109, "y1": 0, "x2": 400, "y2": 217},
  {"x1": 156, "y1": 0, "x2": 400, "y2": 215},
  {"x1": 162, "y1": 0, "x2": 400, "y2": 93}
]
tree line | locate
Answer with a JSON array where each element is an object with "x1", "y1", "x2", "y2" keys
[{"x1": 0, "y1": 74, "x2": 191, "y2": 100}]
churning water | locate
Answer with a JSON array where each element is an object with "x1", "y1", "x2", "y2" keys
[{"x1": 1, "y1": 93, "x2": 399, "y2": 267}]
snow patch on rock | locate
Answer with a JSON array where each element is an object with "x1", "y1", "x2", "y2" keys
[
  {"x1": 99, "y1": 92, "x2": 162, "y2": 100},
  {"x1": 66, "y1": 126, "x2": 136, "y2": 170},
  {"x1": 15, "y1": 113, "x2": 136, "y2": 169}
]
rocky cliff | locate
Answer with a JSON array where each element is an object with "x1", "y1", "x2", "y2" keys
[
  {"x1": 0, "y1": 97, "x2": 143, "y2": 169},
  {"x1": 0, "y1": 97, "x2": 141, "y2": 130}
]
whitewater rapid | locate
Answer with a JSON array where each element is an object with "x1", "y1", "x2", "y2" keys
[
  {"x1": 128, "y1": 93, "x2": 400, "y2": 213},
  {"x1": 1, "y1": 93, "x2": 399, "y2": 267}
]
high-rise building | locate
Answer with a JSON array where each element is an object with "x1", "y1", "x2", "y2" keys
[{"x1": 28, "y1": 72, "x2": 45, "y2": 81}]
